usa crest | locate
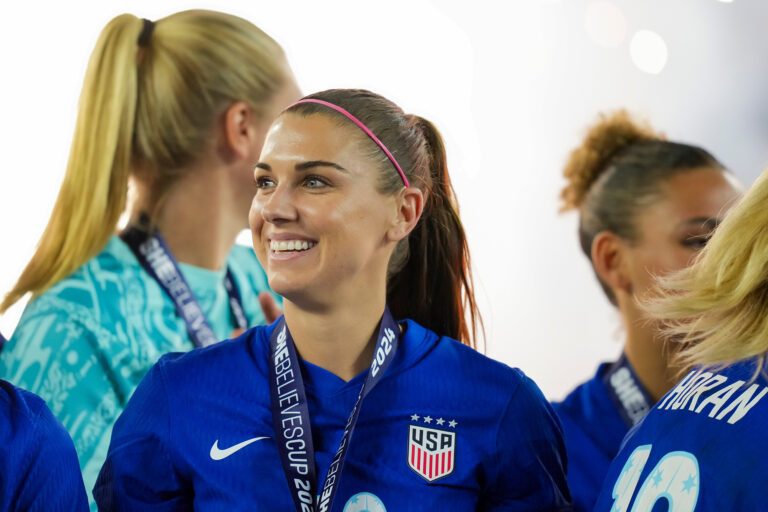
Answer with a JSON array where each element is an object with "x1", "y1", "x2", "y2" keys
[{"x1": 408, "y1": 424, "x2": 455, "y2": 481}]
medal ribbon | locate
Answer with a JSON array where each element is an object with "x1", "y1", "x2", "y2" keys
[
  {"x1": 602, "y1": 353, "x2": 655, "y2": 427},
  {"x1": 269, "y1": 306, "x2": 400, "y2": 512},
  {"x1": 121, "y1": 227, "x2": 248, "y2": 348}
]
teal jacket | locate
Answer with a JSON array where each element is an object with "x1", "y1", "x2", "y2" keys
[{"x1": 0, "y1": 236, "x2": 277, "y2": 509}]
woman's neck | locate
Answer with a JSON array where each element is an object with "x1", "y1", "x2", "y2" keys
[
  {"x1": 130, "y1": 163, "x2": 245, "y2": 271},
  {"x1": 283, "y1": 295, "x2": 386, "y2": 382},
  {"x1": 621, "y1": 301, "x2": 680, "y2": 403}
]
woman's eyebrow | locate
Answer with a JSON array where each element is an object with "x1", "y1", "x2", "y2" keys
[
  {"x1": 255, "y1": 161, "x2": 348, "y2": 173},
  {"x1": 295, "y1": 160, "x2": 348, "y2": 173}
]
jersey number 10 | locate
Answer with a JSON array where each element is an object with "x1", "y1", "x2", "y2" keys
[{"x1": 610, "y1": 444, "x2": 699, "y2": 511}]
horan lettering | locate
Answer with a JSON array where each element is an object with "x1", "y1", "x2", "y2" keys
[{"x1": 657, "y1": 369, "x2": 768, "y2": 424}]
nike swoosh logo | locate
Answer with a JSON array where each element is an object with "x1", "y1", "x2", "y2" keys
[{"x1": 210, "y1": 437, "x2": 270, "y2": 460}]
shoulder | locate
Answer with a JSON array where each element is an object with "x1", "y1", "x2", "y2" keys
[
  {"x1": 398, "y1": 324, "x2": 574, "y2": 509},
  {"x1": 151, "y1": 323, "x2": 275, "y2": 394},
  {"x1": 402, "y1": 320, "x2": 526, "y2": 390},
  {"x1": 399, "y1": 317, "x2": 563, "y2": 423},
  {"x1": 2, "y1": 239, "x2": 146, "y2": 391},
  {"x1": 16, "y1": 236, "x2": 143, "y2": 323},
  {"x1": 41, "y1": 235, "x2": 139, "y2": 302},
  {"x1": 0, "y1": 381, "x2": 87, "y2": 509},
  {"x1": 0, "y1": 379, "x2": 77, "y2": 465},
  {"x1": 1, "y1": 379, "x2": 49, "y2": 430}
]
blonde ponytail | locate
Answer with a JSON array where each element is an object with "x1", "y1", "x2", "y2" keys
[
  {"x1": 2, "y1": 10, "x2": 286, "y2": 312},
  {"x1": 1, "y1": 14, "x2": 141, "y2": 311}
]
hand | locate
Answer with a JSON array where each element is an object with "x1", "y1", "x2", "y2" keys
[{"x1": 258, "y1": 292, "x2": 283, "y2": 324}]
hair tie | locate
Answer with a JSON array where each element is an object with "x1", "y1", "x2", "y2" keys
[
  {"x1": 287, "y1": 98, "x2": 410, "y2": 188},
  {"x1": 137, "y1": 18, "x2": 155, "y2": 47}
]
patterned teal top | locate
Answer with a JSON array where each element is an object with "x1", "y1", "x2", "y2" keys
[{"x1": 0, "y1": 236, "x2": 277, "y2": 509}]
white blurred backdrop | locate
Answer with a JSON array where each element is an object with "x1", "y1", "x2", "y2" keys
[{"x1": 1, "y1": 0, "x2": 766, "y2": 399}]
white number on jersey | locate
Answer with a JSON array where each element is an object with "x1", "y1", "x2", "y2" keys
[{"x1": 610, "y1": 444, "x2": 700, "y2": 511}]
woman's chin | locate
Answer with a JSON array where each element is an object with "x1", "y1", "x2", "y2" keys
[{"x1": 268, "y1": 277, "x2": 312, "y2": 306}]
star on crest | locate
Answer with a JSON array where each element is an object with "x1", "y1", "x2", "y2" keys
[
  {"x1": 424, "y1": 415, "x2": 433, "y2": 424},
  {"x1": 436, "y1": 417, "x2": 445, "y2": 426},
  {"x1": 410, "y1": 413, "x2": 420, "y2": 421},
  {"x1": 448, "y1": 419, "x2": 457, "y2": 428}
]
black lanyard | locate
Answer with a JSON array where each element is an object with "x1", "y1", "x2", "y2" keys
[
  {"x1": 269, "y1": 307, "x2": 400, "y2": 512},
  {"x1": 0, "y1": 331, "x2": 6, "y2": 354},
  {"x1": 121, "y1": 227, "x2": 248, "y2": 348},
  {"x1": 602, "y1": 354, "x2": 654, "y2": 427}
]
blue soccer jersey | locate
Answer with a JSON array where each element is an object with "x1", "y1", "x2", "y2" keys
[
  {"x1": 94, "y1": 319, "x2": 571, "y2": 511},
  {"x1": 594, "y1": 359, "x2": 768, "y2": 511},
  {"x1": 0, "y1": 379, "x2": 88, "y2": 511},
  {"x1": 552, "y1": 357, "x2": 653, "y2": 512}
]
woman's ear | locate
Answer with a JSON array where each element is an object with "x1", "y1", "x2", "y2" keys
[
  {"x1": 222, "y1": 101, "x2": 261, "y2": 161},
  {"x1": 386, "y1": 188, "x2": 424, "y2": 242},
  {"x1": 591, "y1": 231, "x2": 632, "y2": 295}
]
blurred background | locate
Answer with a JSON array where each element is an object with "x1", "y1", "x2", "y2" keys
[{"x1": 1, "y1": 0, "x2": 766, "y2": 399}]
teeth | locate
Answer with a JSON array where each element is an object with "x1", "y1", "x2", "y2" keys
[{"x1": 270, "y1": 240, "x2": 316, "y2": 253}]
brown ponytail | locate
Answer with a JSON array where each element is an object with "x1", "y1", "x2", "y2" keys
[
  {"x1": 287, "y1": 90, "x2": 481, "y2": 348},
  {"x1": 387, "y1": 116, "x2": 481, "y2": 348}
]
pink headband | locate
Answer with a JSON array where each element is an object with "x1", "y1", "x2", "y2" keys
[{"x1": 287, "y1": 98, "x2": 410, "y2": 188}]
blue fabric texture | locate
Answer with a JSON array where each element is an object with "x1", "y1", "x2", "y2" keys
[
  {"x1": 95, "y1": 319, "x2": 571, "y2": 511},
  {"x1": 0, "y1": 379, "x2": 88, "y2": 511}
]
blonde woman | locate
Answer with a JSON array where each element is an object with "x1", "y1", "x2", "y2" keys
[
  {"x1": 0, "y1": 10, "x2": 298, "y2": 503},
  {"x1": 593, "y1": 168, "x2": 768, "y2": 510},
  {"x1": 551, "y1": 111, "x2": 742, "y2": 512}
]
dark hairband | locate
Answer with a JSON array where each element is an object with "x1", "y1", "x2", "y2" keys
[{"x1": 137, "y1": 18, "x2": 155, "y2": 47}]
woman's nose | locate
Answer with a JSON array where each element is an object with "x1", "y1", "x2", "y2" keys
[{"x1": 260, "y1": 184, "x2": 298, "y2": 224}]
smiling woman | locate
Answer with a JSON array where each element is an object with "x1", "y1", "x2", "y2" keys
[{"x1": 94, "y1": 89, "x2": 571, "y2": 511}]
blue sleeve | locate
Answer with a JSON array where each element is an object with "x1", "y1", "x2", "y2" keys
[
  {"x1": 5, "y1": 395, "x2": 89, "y2": 511},
  {"x1": 93, "y1": 358, "x2": 191, "y2": 511},
  {"x1": 482, "y1": 374, "x2": 572, "y2": 511}
]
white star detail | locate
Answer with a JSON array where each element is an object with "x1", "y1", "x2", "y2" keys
[
  {"x1": 423, "y1": 415, "x2": 433, "y2": 424},
  {"x1": 410, "y1": 414, "x2": 420, "y2": 421},
  {"x1": 436, "y1": 417, "x2": 445, "y2": 426},
  {"x1": 448, "y1": 420, "x2": 457, "y2": 428}
]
